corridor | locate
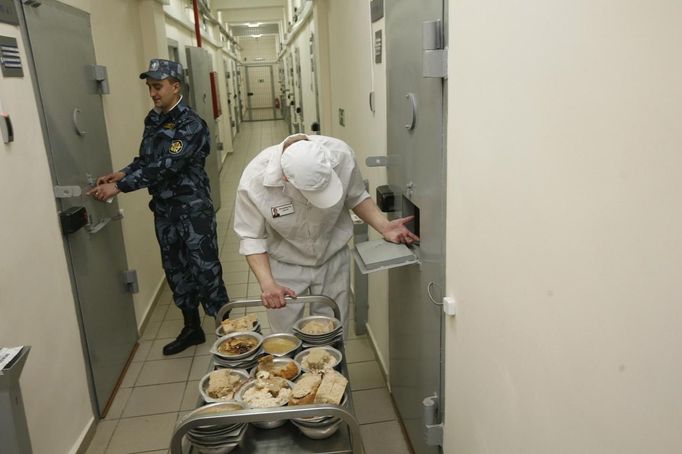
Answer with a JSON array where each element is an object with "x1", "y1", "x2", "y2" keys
[{"x1": 84, "y1": 121, "x2": 412, "y2": 454}]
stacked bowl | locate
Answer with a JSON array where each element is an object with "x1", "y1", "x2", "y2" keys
[
  {"x1": 210, "y1": 331, "x2": 264, "y2": 370},
  {"x1": 182, "y1": 401, "x2": 248, "y2": 454},
  {"x1": 292, "y1": 315, "x2": 343, "y2": 347},
  {"x1": 291, "y1": 394, "x2": 349, "y2": 440},
  {"x1": 236, "y1": 378, "x2": 295, "y2": 429}
]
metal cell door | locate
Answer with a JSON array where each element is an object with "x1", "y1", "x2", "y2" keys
[
  {"x1": 223, "y1": 59, "x2": 237, "y2": 139},
  {"x1": 386, "y1": 0, "x2": 446, "y2": 452},
  {"x1": 185, "y1": 47, "x2": 222, "y2": 210},
  {"x1": 294, "y1": 47, "x2": 305, "y2": 132},
  {"x1": 19, "y1": 0, "x2": 138, "y2": 416},
  {"x1": 245, "y1": 65, "x2": 276, "y2": 121}
]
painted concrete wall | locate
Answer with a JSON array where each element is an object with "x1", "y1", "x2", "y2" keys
[
  {"x1": 445, "y1": 1, "x2": 682, "y2": 452},
  {"x1": 324, "y1": 0, "x2": 391, "y2": 373},
  {"x1": 91, "y1": 0, "x2": 166, "y2": 324}
]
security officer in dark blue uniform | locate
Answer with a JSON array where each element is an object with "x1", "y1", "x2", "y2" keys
[{"x1": 88, "y1": 59, "x2": 228, "y2": 355}]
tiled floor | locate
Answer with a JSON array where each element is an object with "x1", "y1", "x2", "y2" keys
[{"x1": 85, "y1": 121, "x2": 412, "y2": 454}]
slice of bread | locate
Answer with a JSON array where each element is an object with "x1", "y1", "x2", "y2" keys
[
  {"x1": 289, "y1": 373, "x2": 322, "y2": 405},
  {"x1": 313, "y1": 369, "x2": 348, "y2": 405}
]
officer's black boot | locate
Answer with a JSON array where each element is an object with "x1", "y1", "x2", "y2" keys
[{"x1": 162, "y1": 308, "x2": 205, "y2": 356}]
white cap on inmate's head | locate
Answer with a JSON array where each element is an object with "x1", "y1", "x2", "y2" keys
[{"x1": 281, "y1": 139, "x2": 343, "y2": 209}]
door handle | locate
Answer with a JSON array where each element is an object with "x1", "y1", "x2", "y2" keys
[
  {"x1": 73, "y1": 108, "x2": 87, "y2": 136},
  {"x1": 85, "y1": 212, "x2": 123, "y2": 234},
  {"x1": 405, "y1": 93, "x2": 417, "y2": 130}
]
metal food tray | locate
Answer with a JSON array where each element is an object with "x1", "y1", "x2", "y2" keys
[{"x1": 170, "y1": 296, "x2": 365, "y2": 454}]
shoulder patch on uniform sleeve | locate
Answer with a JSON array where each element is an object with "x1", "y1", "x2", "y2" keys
[{"x1": 169, "y1": 140, "x2": 183, "y2": 154}]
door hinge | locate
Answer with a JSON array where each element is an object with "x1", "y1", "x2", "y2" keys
[
  {"x1": 54, "y1": 185, "x2": 82, "y2": 198},
  {"x1": 88, "y1": 65, "x2": 110, "y2": 95},
  {"x1": 422, "y1": 20, "x2": 448, "y2": 79},
  {"x1": 423, "y1": 394, "x2": 444, "y2": 446},
  {"x1": 124, "y1": 269, "x2": 139, "y2": 294}
]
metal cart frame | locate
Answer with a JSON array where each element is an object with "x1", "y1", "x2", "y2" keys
[{"x1": 170, "y1": 296, "x2": 365, "y2": 454}]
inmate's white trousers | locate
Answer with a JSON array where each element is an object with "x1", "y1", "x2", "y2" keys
[{"x1": 267, "y1": 247, "x2": 350, "y2": 335}]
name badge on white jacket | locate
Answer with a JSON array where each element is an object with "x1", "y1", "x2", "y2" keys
[{"x1": 271, "y1": 203, "x2": 294, "y2": 218}]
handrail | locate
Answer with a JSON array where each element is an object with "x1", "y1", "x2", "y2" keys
[
  {"x1": 169, "y1": 403, "x2": 364, "y2": 454},
  {"x1": 215, "y1": 295, "x2": 340, "y2": 327}
]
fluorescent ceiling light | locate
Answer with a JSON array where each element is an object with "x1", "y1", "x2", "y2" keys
[
  {"x1": 251, "y1": 34, "x2": 262, "y2": 38},
  {"x1": 246, "y1": 22, "x2": 261, "y2": 28}
]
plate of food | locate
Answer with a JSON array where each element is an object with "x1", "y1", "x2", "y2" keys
[
  {"x1": 294, "y1": 346, "x2": 342, "y2": 373},
  {"x1": 250, "y1": 354, "x2": 300, "y2": 380},
  {"x1": 216, "y1": 313, "x2": 261, "y2": 337},
  {"x1": 211, "y1": 331, "x2": 264, "y2": 360},
  {"x1": 199, "y1": 368, "x2": 250, "y2": 403}
]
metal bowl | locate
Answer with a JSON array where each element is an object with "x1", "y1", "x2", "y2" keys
[
  {"x1": 292, "y1": 315, "x2": 342, "y2": 336},
  {"x1": 199, "y1": 368, "x2": 250, "y2": 403},
  {"x1": 292, "y1": 417, "x2": 343, "y2": 439},
  {"x1": 249, "y1": 356, "x2": 301, "y2": 381},
  {"x1": 211, "y1": 331, "x2": 264, "y2": 360},
  {"x1": 261, "y1": 333, "x2": 302, "y2": 357},
  {"x1": 236, "y1": 378, "x2": 294, "y2": 429},
  {"x1": 294, "y1": 346, "x2": 342, "y2": 373}
]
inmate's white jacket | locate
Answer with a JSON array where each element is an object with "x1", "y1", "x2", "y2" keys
[{"x1": 234, "y1": 135, "x2": 370, "y2": 267}]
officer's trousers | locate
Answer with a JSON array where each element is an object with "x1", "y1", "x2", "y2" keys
[
  {"x1": 266, "y1": 247, "x2": 350, "y2": 336},
  {"x1": 154, "y1": 209, "x2": 228, "y2": 316}
]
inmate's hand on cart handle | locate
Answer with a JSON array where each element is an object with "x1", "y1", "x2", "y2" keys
[
  {"x1": 259, "y1": 280, "x2": 297, "y2": 309},
  {"x1": 381, "y1": 215, "x2": 420, "y2": 245}
]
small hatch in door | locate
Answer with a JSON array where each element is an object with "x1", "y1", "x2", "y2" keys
[
  {"x1": 351, "y1": 239, "x2": 420, "y2": 274},
  {"x1": 351, "y1": 194, "x2": 420, "y2": 274}
]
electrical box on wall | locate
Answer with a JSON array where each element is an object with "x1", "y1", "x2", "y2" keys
[{"x1": 209, "y1": 71, "x2": 221, "y2": 119}]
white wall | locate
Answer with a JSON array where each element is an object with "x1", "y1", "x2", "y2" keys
[
  {"x1": 324, "y1": 0, "x2": 390, "y2": 371},
  {"x1": 445, "y1": 1, "x2": 682, "y2": 452},
  {"x1": 91, "y1": 0, "x2": 166, "y2": 324},
  {"x1": 0, "y1": 21, "x2": 93, "y2": 454},
  {"x1": 238, "y1": 35, "x2": 278, "y2": 62}
]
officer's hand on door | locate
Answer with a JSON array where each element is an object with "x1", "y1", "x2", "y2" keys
[
  {"x1": 96, "y1": 171, "x2": 125, "y2": 185},
  {"x1": 86, "y1": 183, "x2": 120, "y2": 202}
]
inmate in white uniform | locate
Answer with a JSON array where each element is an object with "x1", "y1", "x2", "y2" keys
[{"x1": 234, "y1": 135, "x2": 370, "y2": 332}]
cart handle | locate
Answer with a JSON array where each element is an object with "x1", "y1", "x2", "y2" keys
[
  {"x1": 169, "y1": 403, "x2": 365, "y2": 454},
  {"x1": 215, "y1": 295, "x2": 341, "y2": 327}
]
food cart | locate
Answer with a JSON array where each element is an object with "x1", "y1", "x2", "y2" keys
[{"x1": 169, "y1": 296, "x2": 365, "y2": 454}]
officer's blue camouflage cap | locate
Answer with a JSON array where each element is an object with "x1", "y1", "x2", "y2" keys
[{"x1": 139, "y1": 59, "x2": 184, "y2": 83}]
